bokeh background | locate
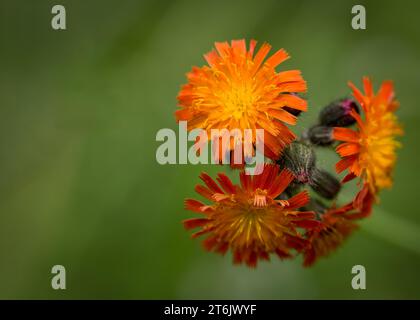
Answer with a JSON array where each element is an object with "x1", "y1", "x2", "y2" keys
[{"x1": 1, "y1": 0, "x2": 420, "y2": 299}]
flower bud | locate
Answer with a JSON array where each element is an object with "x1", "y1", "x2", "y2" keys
[
  {"x1": 319, "y1": 98, "x2": 359, "y2": 127},
  {"x1": 280, "y1": 142, "x2": 316, "y2": 184},
  {"x1": 307, "y1": 125, "x2": 334, "y2": 146},
  {"x1": 309, "y1": 169, "x2": 341, "y2": 199}
]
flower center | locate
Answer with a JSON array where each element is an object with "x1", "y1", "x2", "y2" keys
[
  {"x1": 253, "y1": 188, "x2": 268, "y2": 207},
  {"x1": 358, "y1": 116, "x2": 399, "y2": 190},
  {"x1": 220, "y1": 83, "x2": 256, "y2": 120}
]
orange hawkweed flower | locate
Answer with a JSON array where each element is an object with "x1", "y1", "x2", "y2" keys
[
  {"x1": 183, "y1": 164, "x2": 318, "y2": 267},
  {"x1": 333, "y1": 77, "x2": 403, "y2": 194},
  {"x1": 303, "y1": 185, "x2": 374, "y2": 267},
  {"x1": 176, "y1": 39, "x2": 307, "y2": 162}
]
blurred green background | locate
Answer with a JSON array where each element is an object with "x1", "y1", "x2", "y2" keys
[{"x1": 1, "y1": 0, "x2": 420, "y2": 299}]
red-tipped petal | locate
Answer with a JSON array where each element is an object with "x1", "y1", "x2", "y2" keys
[
  {"x1": 264, "y1": 48, "x2": 289, "y2": 68},
  {"x1": 200, "y1": 172, "x2": 224, "y2": 194},
  {"x1": 336, "y1": 142, "x2": 360, "y2": 157},
  {"x1": 195, "y1": 185, "x2": 214, "y2": 201},
  {"x1": 286, "y1": 190, "x2": 310, "y2": 210},
  {"x1": 336, "y1": 156, "x2": 357, "y2": 174},
  {"x1": 267, "y1": 168, "x2": 294, "y2": 198},
  {"x1": 184, "y1": 199, "x2": 209, "y2": 213},
  {"x1": 216, "y1": 173, "x2": 236, "y2": 194},
  {"x1": 333, "y1": 127, "x2": 360, "y2": 142},
  {"x1": 342, "y1": 172, "x2": 357, "y2": 183},
  {"x1": 342, "y1": 172, "x2": 356, "y2": 183},
  {"x1": 183, "y1": 218, "x2": 209, "y2": 230}
]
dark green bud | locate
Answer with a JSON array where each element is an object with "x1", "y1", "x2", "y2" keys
[
  {"x1": 307, "y1": 125, "x2": 334, "y2": 146},
  {"x1": 280, "y1": 142, "x2": 316, "y2": 184},
  {"x1": 309, "y1": 168, "x2": 341, "y2": 199},
  {"x1": 319, "y1": 98, "x2": 359, "y2": 127}
]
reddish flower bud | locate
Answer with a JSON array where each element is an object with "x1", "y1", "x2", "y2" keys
[{"x1": 319, "y1": 98, "x2": 359, "y2": 127}]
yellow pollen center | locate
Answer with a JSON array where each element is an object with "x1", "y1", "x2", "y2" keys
[
  {"x1": 220, "y1": 83, "x2": 256, "y2": 120},
  {"x1": 357, "y1": 114, "x2": 400, "y2": 191}
]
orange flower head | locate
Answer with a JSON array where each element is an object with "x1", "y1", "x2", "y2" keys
[
  {"x1": 303, "y1": 185, "x2": 374, "y2": 267},
  {"x1": 333, "y1": 77, "x2": 403, "y2": 194},
  {"x1": 183, "y1": 164, "x2": 319, "y2": 267},
  {"x1": 176, "y1": 39, "x2": 307, "y2": 161}
]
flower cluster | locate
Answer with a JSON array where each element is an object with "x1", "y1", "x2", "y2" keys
[{"x1": 176, "y1": 40, "x2": 403, "y2": 267}]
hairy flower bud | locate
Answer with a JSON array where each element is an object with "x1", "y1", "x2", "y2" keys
[
  {"x1": 307, "y1": 125, "x2": 334, "y2": 146},
  {"x1": 319, "y1": 98, "x2": 359, "y2": 127},
  {"x1": 309, "y1": 169, "x2": 341, "y2": 199},
  {"x1": 280, "y1": 142, "x2": 316, "y2": 184}
]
